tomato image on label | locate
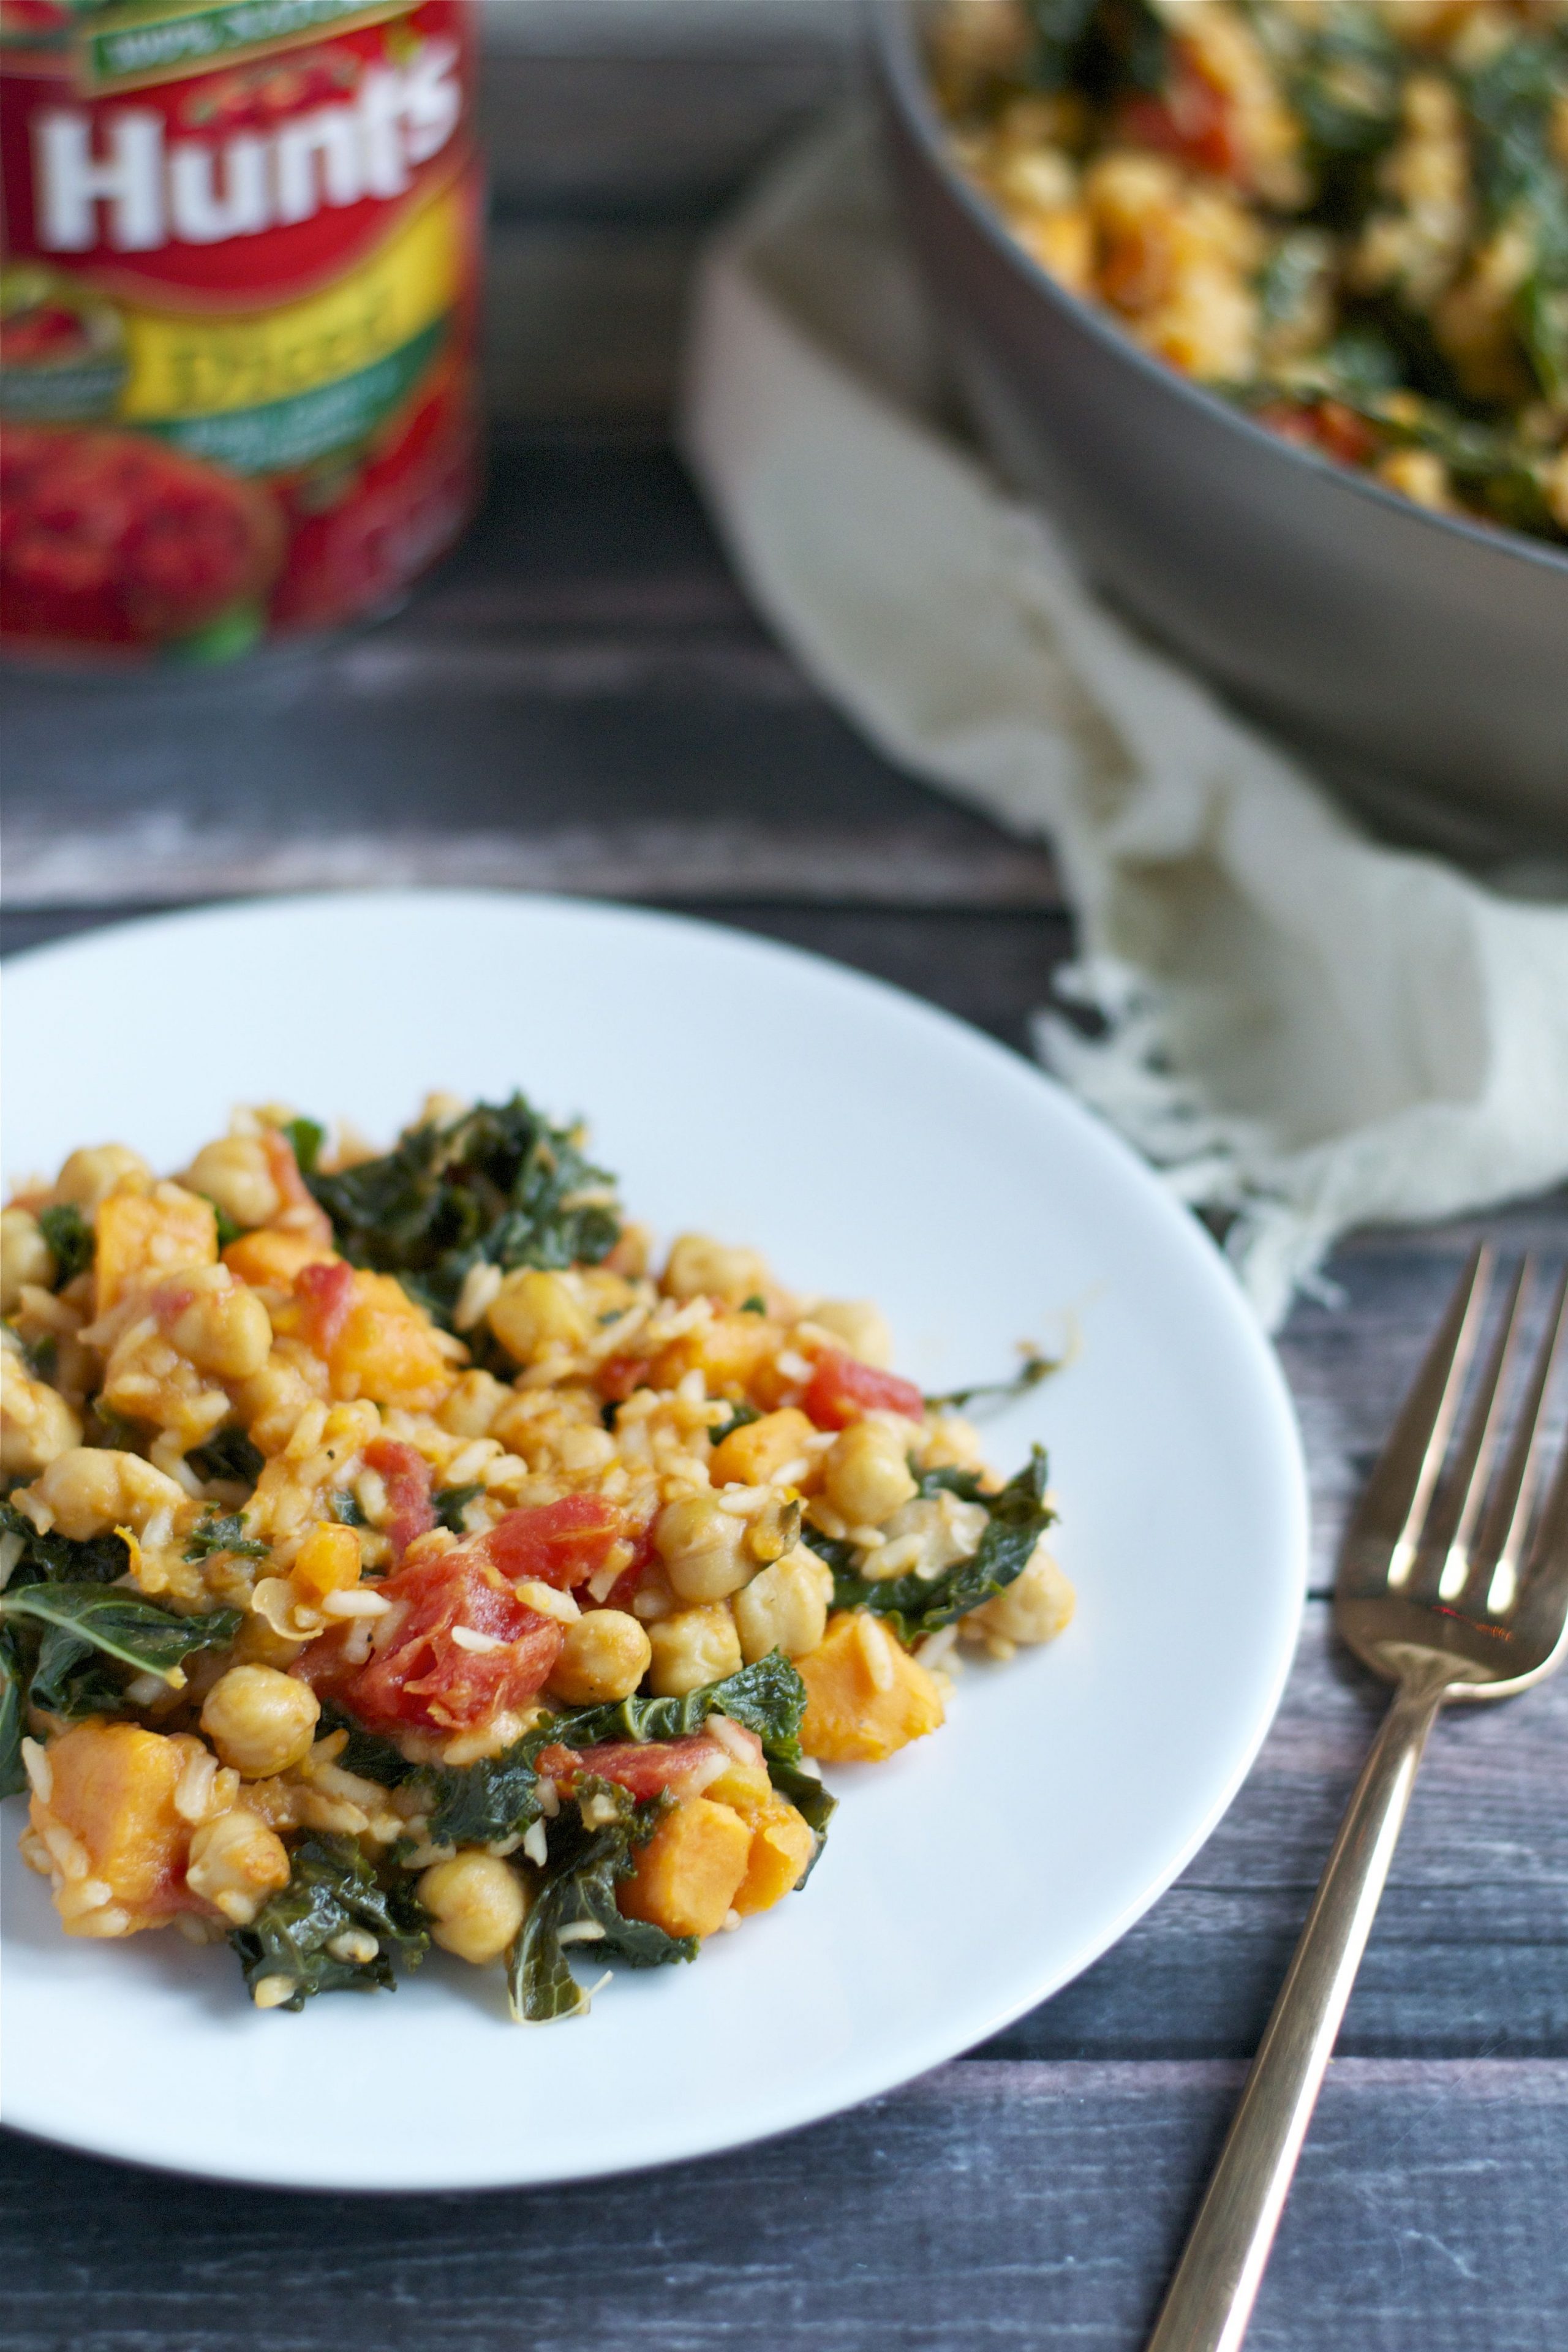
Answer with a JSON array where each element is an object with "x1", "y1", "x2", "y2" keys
[
  {"x1": 0, "y1": 0, "x2": 481, "y2": 664},
  {"x1": 1, "y1": 425, "x2": 285, "y2": 650}
]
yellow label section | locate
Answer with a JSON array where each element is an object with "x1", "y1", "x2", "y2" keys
[{"x1": 120, "y1": 185, "x2": 461, "y2": 423}]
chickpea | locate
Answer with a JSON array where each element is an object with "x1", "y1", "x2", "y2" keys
[
  {"x1": 200, "y1": 1666, "x2": 320, "y2": 1779},
  {"x1": 966, "y1": 1545, "x2": 1076, "y2": 1647},
  {"x1": 186, "y1": 1806, "x2": 291, "y2": 1926},
  {"x1": 1, "y1": 1354, "x2": 83, "y2": 1479},
  {"x1": 52, "y1": 1144, "x2": 151, "y2": 1210},
  {"x1": 1, "y1": 1208, "x2": 55, "y2": 1316},
  {"x1": 733, "y1": 1545, "x2": 832, "y2": 1664},
  {"x1": 437, "y1": 1369, "x2": 509, "y2": 1439},
  {"x1": 662, "y1": 1234, "x2": 771, "y2": 1306},
  {"x1": 164, "y1": 1265, "x2": 273, "y2": 1381},
  {"x1": 487, "y1": 1269, "x2": 594, "y2": 1365},
  {"x1": 548, "y1": 1610, "x2": 652, "y2": 1705},
  {"x1": 824, "y1": 1422, "x2": 918, "y2": 1528},
  {"x1": 709, "y1": 1406, "x2": 815, "y2": 1490},
  {"x1": 29, "y1": 1446, "x2": 186, "y2": 1540},
  {"x1": 654, "y1": 1494, "x2": 750, "y2": 1603},
  {"x1": 646, "y1": 1602, "x2": 742, "y2": 1697},
  {"x1": 418, "y1": 1851, "x2": 526, "y2": 1965},
  {"x1": 808, "y1": 1298, "x2": 892, "y2": 1368},
  {"x1": 181, "y1": 1136, "x2": 282, "y2": 1231}
]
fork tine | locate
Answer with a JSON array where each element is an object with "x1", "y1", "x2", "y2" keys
[
  {"x1": 1417, "y1": 1257, "x2": 1531, "y2": 1602},
  {"x1": 1470, "y1": 1262, "x2": 1568, "y2": 1614},
  {"x1": 1345, "y1": 1243, "x2": 1491, "y2": 1591}
]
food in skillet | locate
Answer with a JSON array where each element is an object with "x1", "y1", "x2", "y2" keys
[
  {"x1": 932, "y1": 0, "x2": 1568, "y2": 545},
  {"x1": 0, "y1": 1093, "x2": 1072, "y2": 2022}
]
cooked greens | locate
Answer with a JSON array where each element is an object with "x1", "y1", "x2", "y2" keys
[
  {"x1": 183, "y1": 1510, "x2": 268, "y2": 1563},
  {"x1": 186, "y1": 1427, "x2": 266, "y2": 1488},
  {"x1": 809, "y1": 1449, "x2": 1055, "y2": 1645},
  {"x1": 36, "y1": 1202, "x2": 94, "y2": 1287},
  {"x1": 0, "y1": 1582, "x2": 243, "y2": 1708},
  {"x1": 230, "y1": 1834, "x2": 429, "y2": 2008},
  {"x1": 299, "y1": 1093, "x2": 623, "y2": 1329},
  {"x1": 0, "y1": 1499, "x2": 130, "y2": 1590},
  {"x1": 508, "y1": 1779, "x2": 695, "y2": 2024}
]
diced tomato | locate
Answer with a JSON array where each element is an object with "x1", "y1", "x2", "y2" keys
[
  {"x1": 579, "y1": 1519, "x2": 657, "y2": 1615},
  {"x1": 292, "y1": 1256, "x2": 355, "y2": 1352},
  {"x1": 261, "y1": 1127, "x2": 334, "y2": 1245},
  {"x1": 597, "y1": 1354, "x2": 649, "y2": 1406},
  {"x1": 364, "y1": 1436, "x2": 435, "y2": 1564},
  {"x1": 535, "y1": 1734, "x2": 734, "y2": 1804},
  {"x1": 802, "y1": 1349, "x2": 925, "y2": 1430},
  {"x1": 1118, "y1": 48, "x2": 1244, "y2": 183},
  {"x1": 475, "y1": 1494, "x2": 628, "y2": 1591},
  {"x1": 311, "y1": 1545, "x2": 563, "y2": 1736},
  {"x1": 1257, "y1": 399, "x2": 1377, "y2": 469}
]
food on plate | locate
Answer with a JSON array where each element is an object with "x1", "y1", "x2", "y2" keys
[
  {"x1": 932, "y1": 0, "x2": 1568, "y2": 545},
  {"x1": 1, "y1": 1091, "x2": 1072, "y2": 2021}
]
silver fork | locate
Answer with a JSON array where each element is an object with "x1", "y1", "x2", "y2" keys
[{"x1": 1147, "y1": 1245, "x2": 1568, "y2": 2352}]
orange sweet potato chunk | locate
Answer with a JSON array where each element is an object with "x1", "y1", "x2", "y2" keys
[
  {"x1": 330, "y1": 1272, "x2": 453, "y2": 1409},
  {"x1": 94, "y1": 1185, "x2": 216, "y2": 1316},
  {"x1": 732, "y1": 1797, "x2": 816, "y2": 1918},
  {"x1": 617, "y1": 1796, "x2": 752, "y2": 1939},
  {"x1": 797, "y1": 1610, "x2": 945, "y2": 1764},
  {"x1": 222, "y1": 1229, "x2": 337, "y2": 1289},
  {"x1": 34, "y1": 1721, "x2": 192, "y2": 1932}
]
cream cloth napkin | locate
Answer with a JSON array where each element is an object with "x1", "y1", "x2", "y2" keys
[{"x1": 679, "y1": 117, "x2": 1568, "y2": 1329}]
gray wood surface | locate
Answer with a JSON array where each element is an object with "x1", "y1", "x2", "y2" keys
[{"x1": 4, "y1": 439, "x2": 1567, "y2": 2350}]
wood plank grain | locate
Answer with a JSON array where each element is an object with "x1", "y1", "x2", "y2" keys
[{"x1": 2, "y1": 2061, "x2": 1564, "y2": 2351}]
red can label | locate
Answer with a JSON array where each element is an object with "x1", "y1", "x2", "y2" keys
[{"x1": 0, "y1": 0, "x2": 481, "y2": 660}]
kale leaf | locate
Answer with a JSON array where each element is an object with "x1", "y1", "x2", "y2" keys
[
  {"x1": 184, "y1": 1510, "x2": 268, "y2": 1562},
  {"x1": 553, "y1": 1650, "x2": 810, "y2": 1756},
  {"x1": 0, "y1": 1627, "x2": 26, "y2": 1800},
  {"x1": 186, "y1": 1427, "x2": 265, "y2": 1488},
  {"x1": 810, "y1": 1447, "x2": 1054, "y2": 1645},
  {"x1": 317, "y1": 1700, "x2": 421, "y2": 1788},
  {"x1": 36, "y1": 1203, "x2": 94, "y2": 1287},
  {"x1": 924, "y1": 1349, "x2": 1058, "y2": 1412},
  {"x1": 432, "y1": 1481, "x2": 484, "y2": 1533},
  {"x1": 0, "y1": 1583, "x2": 243, "y2": 1707},
  {"x1": 281, "y1": 1117, "x2": 325, "y2": 1178},
  {"x1": 300, "y1": 1092, "x2": 622, "y2": 1329},
  {"x1": 508, "y1": 1781, "x2": 694, "y2": 2025},
  {"x1": 422, "y1": 1737, "x2": 548, "y2": 1850},
  {"x1": 1023, "y1": 0, "x2": 1166, "y2": 98},
  {"x1": 230, "y1": 1834, "x2": 429, "y2": 2008},
  {"x1": 0, "y1": 1499, "x2": 129, "y2": 1591}
]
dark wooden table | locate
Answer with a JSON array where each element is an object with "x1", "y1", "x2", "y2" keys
[{"x1": 4, "y1": 437, "x2": 1567, "y2": 2352}]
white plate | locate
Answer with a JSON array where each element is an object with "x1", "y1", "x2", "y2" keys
[{"x1": 1, "y1": 891, "x2": 1306, "y2": 2190}]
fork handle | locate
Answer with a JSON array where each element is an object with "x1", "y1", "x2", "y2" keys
[{"x1": 1145, "y1": 1659, "x2": 1452, "y2": 2352}]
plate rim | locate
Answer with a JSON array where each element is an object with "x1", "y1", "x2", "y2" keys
[{"x1": 1, "y1": 888, "x2": 1310, "y2": 2192}]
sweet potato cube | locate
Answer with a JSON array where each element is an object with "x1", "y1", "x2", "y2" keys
[
  {"x1": 330, "y1": 1272, "x2": 453, "y2": 1409},
  {"x1": 733, "y1": 1798, "x2": 816, "y2": 1918},
  {"x1": 702, "y1": 1757, "x2": 775, "y2": 1814},
  {"x1": 617, "y1": 1796, "x2": 752, "y2": 1939},
  {"x1": 709, "y1": 1407, "x2": 815, "y2": 1490},
  {"x1": 94, "y1": 1185, "x2": 216, "y2": 1316},
  {"x1": 35, "y1": 1721, "x2": 190, "y2": 1932},
  {"x1": 797, "y1": 1610, "x2": 946, "y2": 1763},
  {"x1": 222, "y1": 1229, "x2": 337, "y2": 1290},
  {"x1": 651, "y1": 1312, "x2": 781, "y2": 1400},
  {"x1": 292, "y1": 1520, "x2": 361, "y2": 1599}
]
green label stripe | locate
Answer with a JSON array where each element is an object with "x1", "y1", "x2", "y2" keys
[
  {"x1": 146, "y1": 315, "x2": 443, "y2": 475},
  {"x1": 81, "y1": 0, "x2": 407, "y2": 89}
]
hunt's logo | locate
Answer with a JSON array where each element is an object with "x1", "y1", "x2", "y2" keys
[{"x1": 32, "y1": 36, "x2": 459, "y2": 253}]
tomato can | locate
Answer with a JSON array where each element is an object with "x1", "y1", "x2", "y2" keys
[{"x1": 0, "y1": 0, "x2": 481, "y2": 663}]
